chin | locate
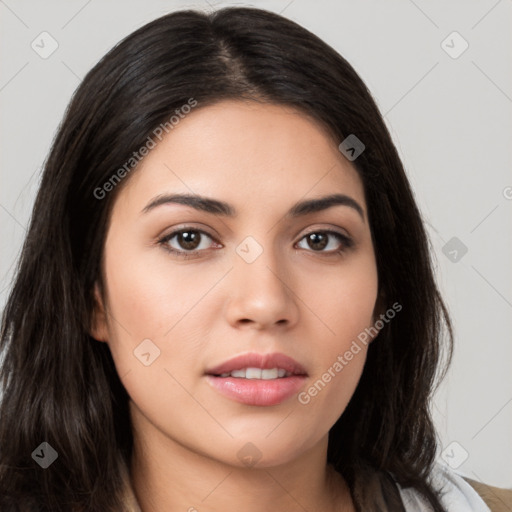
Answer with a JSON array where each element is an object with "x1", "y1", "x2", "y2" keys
[{"x1": 207, "y1": 430, "x2": 320, "y2": 470}]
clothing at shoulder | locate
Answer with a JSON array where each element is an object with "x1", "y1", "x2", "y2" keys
[
  {"x1": 464, "y1": 476, "x2": 512, "y2": 512},
  {"x1": 395, "y1": 462, "x2": 512, "y2": 512}
]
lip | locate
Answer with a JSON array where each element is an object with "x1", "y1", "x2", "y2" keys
[
  {"x1": 205, "y1": 352, "x2": 308, "y2": 377},
  {"x1": 205, "y1": 352, "x2": 308, "y2": 407}
]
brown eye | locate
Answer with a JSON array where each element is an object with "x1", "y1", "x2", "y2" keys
[
  {"x1": 297, "y1": 230, "x2": 353, "y2": 254},
  {"x1": 305, "y1": 232, "x2": 328, "y2": 250},
  {"x1": 158, "y1": 228, "x2": 218, "y2": 258},
  {"x1": 174, "y1": 230, "x2": 202, "y2": 250}
]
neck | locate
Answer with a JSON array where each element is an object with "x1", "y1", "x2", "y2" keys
[{"x1": 129, "y1": 410, "x2": 354, "y2": 512}]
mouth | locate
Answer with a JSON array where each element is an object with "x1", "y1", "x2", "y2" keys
[
  {"x1": 204, "y1": 352, "x2": 308, "y2": 406},
  {"x1": 215, "y1": 367, "x2": 294, "y2": 379}
]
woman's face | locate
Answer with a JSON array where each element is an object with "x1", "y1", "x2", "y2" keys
[{"x1": 92, "y1": 100, "x2": 380, "y2": 467}]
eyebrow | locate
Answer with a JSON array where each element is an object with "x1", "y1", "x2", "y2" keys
[{"x1": 141, "y1": 192, "x2": 365, "y2": 222}]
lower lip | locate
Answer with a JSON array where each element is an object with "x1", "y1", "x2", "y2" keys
[{"x1": 205, "y1": 375, "x2": 307, "y2": 406}]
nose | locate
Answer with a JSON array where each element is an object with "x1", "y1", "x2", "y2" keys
[{"x1": 224, "y1": 243, "x2": 300, "y2": 331}]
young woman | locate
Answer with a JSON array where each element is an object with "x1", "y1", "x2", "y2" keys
[{"x1": 0, "y1": 6, "x2": 509, "y2": 512}]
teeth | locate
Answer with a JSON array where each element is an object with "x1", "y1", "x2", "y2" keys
[
  {"x1": 246, "y1": 367, "x2": 262, "y2": 379},
  {"x1": 261, "y1": 368, "x2": 278, "y2": 379},
  {"x1": 218, "y1": 367, "x2": 292, "y2": 379}
]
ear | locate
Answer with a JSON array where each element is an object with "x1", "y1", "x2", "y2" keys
[{"x1": 89, "y1": 282, "x2": 109, "y2": 342}]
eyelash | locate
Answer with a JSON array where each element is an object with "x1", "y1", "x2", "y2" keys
[{"x1": 157, "y1": 227, "x2": 354, "y2": 260}]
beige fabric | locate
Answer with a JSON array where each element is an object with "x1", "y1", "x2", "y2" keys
[{"x1": 463, "y1": 477, "x2": 512, "y2": 512}]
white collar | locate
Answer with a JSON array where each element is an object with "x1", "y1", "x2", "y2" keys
[{"x1": 396, "y1": 462, "x2": 491, "y2": 511}]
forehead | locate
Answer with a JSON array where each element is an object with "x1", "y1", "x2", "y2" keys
[{"x1": 115, "y1": 100, "x2": 366, "y2": 217}]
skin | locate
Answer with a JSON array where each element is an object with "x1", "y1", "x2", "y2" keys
[{"x1": 91, "y1": 100, "x2": 382, "y2": 512}]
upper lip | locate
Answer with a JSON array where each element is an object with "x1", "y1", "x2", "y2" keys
[{"x1": 205, "y1": 352, "x2": 308, "y2": 376}]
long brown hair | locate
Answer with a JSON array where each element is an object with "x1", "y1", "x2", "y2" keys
[{"x1": 0, "y1": 7, "x2": 453, "y2": 511}]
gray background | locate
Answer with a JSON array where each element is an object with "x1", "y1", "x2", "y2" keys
[{"x1": 1, "y1": 0, "x2": 511, "y2": 488}]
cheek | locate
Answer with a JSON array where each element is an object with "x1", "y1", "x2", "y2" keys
[
  {"x1": 101, "y1": 254, "x2": 217, "y2": 434},
  {"x1": 103, "y1": 242, "x2": 207, "y2": 338},
  {"x1": 294, "y1": 255, "x2": 377, "y2": 426},
  {"x1": 309, "y1": 252, "x2": 379, "y2": 348},
  {"x1": 294, "y1": 347, "x2": 367, "y2": 446},
  {"x1": 101, "y1": 243, "x2": 209, "y2": 377}
]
